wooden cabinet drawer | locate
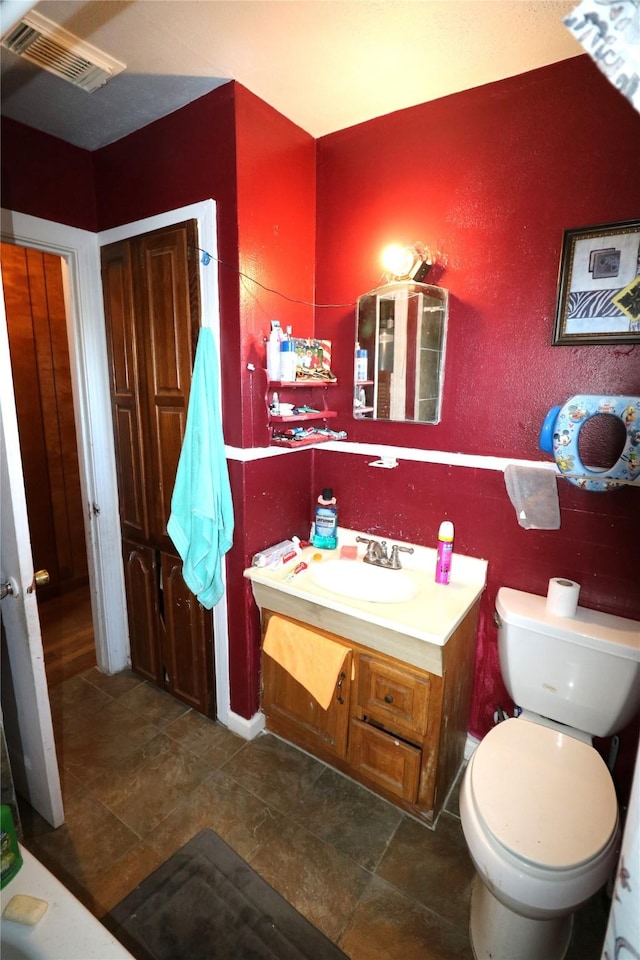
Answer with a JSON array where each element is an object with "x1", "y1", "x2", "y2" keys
[
  {"x1": 349, "y1": 718, "x2": 421, "y2": 803},
  {"x1": 356, "y1": 654, "x2": 430, "y2": 738}
]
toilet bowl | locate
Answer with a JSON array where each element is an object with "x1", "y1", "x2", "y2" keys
[{"x1": 460, "y1": 717, "x2": 620, "y2": 960}]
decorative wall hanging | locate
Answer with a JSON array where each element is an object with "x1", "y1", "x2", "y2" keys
[{"x1": 552, "y1": 219, "x2": 640, "y2": 345}]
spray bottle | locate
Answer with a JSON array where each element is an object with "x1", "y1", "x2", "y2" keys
[{"x1": 435, "y1": 520, "x2": 454, "y2": 584}]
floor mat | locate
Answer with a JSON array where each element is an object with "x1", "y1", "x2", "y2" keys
[{"x1": 103, "y1": 829, "x2": 349, "y2": 960}]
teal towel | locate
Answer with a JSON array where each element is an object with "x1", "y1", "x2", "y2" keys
[{"x1": 167, "y1": 328, "x2": 234, "y2": 609}]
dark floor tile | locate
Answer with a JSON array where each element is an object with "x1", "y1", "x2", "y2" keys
[
  {"x1": 54, "y1": 697, "x2": 159, "y2": 786},
  {"x1": 83, "y1": 667, "x2": 144, "y2": 700},
  {"x1": 248, "y1": 815, "x2": 372, "y2": 944},
  {"x1": 566, "y1": 889, "x2": 610, "y2": 960},
  {"x1": 118, "y1": 681, "x2": 191, "y2": 727},
  {"x1": 376, "y1": 812, "x2": 475, "y2": 929},
  {"x1": 147, "y1": 769, "x2": 287, "y2": 864},
  {"x1": 340, "y1": 875, "x2": 473, "y2": 960},
  {"x1": 87, "y1": 732, "x2": 212, "y2": 837},
  {"x1": 164, "y1": 710, "x2": 245, "y2": 766},
  {"x1": 292, "y1": 766, "x2": 402, "y2": 871},
  {"x1": 220, "y1": 732, "x2": 325, "y2": 814},
  {"x1": 23, "y1": 781, "x2": 140, "y2": 909}
]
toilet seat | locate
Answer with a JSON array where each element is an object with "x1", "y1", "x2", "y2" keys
[{"x1": 469, "y1": 718, "x2": 618, "y2": 870}]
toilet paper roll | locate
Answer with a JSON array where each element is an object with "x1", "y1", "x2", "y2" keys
[{"x1": 546, "y1": 577, "x2": 581, "y2": 618}]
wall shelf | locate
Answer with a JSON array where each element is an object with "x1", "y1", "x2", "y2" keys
[{"x1": 266, "y1": 374, "x2": 341, "y2": 446}]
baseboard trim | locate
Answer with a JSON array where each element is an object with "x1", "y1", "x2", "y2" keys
[{"x1": 224, "y1": 709, "x2": 265, "y2": 740}]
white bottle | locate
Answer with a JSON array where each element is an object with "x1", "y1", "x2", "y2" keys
[{"x1": 267, "y1": 330, "x2": 281, "y2": 381}]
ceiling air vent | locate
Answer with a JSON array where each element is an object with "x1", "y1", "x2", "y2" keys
[{"x1": 1, "y1": 10, "x2": 125, "y2": 93}]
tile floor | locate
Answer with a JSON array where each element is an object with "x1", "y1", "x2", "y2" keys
[{"x1": 18, "y1": 669, "x2": 610, "y2": 960}]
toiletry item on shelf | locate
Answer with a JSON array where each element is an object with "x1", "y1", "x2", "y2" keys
[
  {"x1": 270, "y1": 392, "x2": 280, "y2": 415},
  {"x1": 435, "y1": 520, "x2": 454, "y2": 584},
  {"x1": 312, "y1": 488, "x2": 338, "y2": 549},
  {"x1": 280, "y1": 339, "x2": 297, "y2": 382},
  {"x1": 266, "y1": 321, "x2": 282, "y2": 381},
  {"x1": 355, "y1": 343, "x2": 368, "y2": 382},
  {"x1": 1, "y1": 804, "x2": 23, "y2": 889}
]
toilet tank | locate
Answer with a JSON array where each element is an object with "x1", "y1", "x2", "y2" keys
[{"x1": 496, "y1": 587, "x2": 640, "y2": 738}]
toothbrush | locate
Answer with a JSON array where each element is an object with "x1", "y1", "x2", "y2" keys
[{"x1": 284, "y1": 562, "x2": 308, "y2": 582}]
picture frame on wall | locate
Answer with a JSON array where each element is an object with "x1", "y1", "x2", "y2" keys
[{"x1": 552, "y1": 219, "x2": 640, "y2": 345}]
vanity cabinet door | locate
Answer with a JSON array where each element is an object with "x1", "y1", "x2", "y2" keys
[
  {"x1": 261, "y1": 649, "x2": 352, "y2": 760},
  {"x1": 356, "y1": 654, "x2": 430, "y2": 741},
  {"x1": 349, "y1": 718, "x2": 421, "y2": 803}
]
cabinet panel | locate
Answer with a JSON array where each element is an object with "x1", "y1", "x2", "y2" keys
[
  {"x1": 135, "y1": 224, "x2": 200, "y2": 552},
  {"x1": 349, "y1": 718, "x2": 421, "y2": 803},
  {"x1": 161, "y1": 554, "x2": 215, "y2": 717},
  {"x1": 357, "y1": 654, "x2": 430, "y2": 739},
  {"x1": 122, "y1": 540, "x2": 162, "y2": 686},
  {"x1": 102, "y1": 240, "x2": 150, "y2": 544},
  {"x1": 262, "y1": 650, "x2": 352, "y2": 758}
]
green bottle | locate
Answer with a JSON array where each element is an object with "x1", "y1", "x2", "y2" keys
[{"x1": 1, "y1": 804, "x2": 23, "y2": 888}]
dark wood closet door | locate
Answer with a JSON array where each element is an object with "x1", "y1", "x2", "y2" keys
[
  {"x1": 101, "y1": 239, "x2": 150, "y2": 545},
  {"x1": 134, "y1": 224, "x2": 201, "y2": 553},
  {"x1": 122, "y1": 540, "x2": 162, "y2": 686},
  {"x1": 161, "y1": 553, "x2": 214, "y2": 715},
  {"x1": 102, "y1": 221, "x2": 215, "y2": 718}
]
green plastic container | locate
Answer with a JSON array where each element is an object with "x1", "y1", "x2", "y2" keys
[{"x1": 1, "y1": 804, "x2": 23, "y2": 888}]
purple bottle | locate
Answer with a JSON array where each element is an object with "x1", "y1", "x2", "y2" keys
[{"x1": 435, "y1": 521, "x2": 454, "y2": 584}]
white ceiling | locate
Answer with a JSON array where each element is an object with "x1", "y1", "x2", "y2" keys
[{"x1": 0, "y1": 0, "x2": 582, "y2": 151}]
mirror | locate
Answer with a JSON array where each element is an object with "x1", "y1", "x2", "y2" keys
[{"x1": 354, "y1": 282, "x2": 448, "y2": 424}]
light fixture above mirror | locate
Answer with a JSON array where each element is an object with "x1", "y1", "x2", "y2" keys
[{"x1": 381, "y1": 242, "x2": 433, "y2": 282}]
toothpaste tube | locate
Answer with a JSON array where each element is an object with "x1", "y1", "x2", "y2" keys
[{"x1": 252, "y1": 539, "x2": 300, "y2": 569}]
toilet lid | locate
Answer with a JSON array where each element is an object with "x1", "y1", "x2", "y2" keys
[{"x1": 470, "y1": 719, "x2": 618, "y2": 869}]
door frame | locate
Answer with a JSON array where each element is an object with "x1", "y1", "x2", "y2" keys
[{"x1": 0, "y1": 200, "x2": 232, "y2": 725}]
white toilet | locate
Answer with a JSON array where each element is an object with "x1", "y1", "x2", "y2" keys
[{"x1": 460, "y1": 586, "x2": 640, "y2": 960}]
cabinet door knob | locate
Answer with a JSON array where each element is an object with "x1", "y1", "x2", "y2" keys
[
  {"x1": 384, "y1": 694, "x2": 394, "y2": 704},
  {"x1": 336, "y1": 671, "x2": 346, "y2": 704}
]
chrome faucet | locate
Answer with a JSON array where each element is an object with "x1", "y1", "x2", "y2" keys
[{"x1": 356, "y1": 537, "x2": 414, "y2": 570}]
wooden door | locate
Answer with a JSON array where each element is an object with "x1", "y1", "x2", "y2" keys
[
  {"x1": 121, "y1": 539, "x2": 162, "y2": 686},
  {"x1": 3, "y1": 243, "x2": 88, "y2": 597},
  {"x1": 134, "y1": 224, "x2": 200, "y2": 552},
  {"x1": 102, "y1": 222, "x2": 215, "y2": 716},
  {"x1": 161, "y1": 553, "x2": 214, "y2": 716}
]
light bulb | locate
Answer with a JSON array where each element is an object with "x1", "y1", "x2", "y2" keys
[{"x1": 381, "y1": 244, "x2": 415, "y2": 279}]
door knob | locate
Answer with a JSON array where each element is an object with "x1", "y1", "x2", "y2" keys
[
  {"x1": 26, "y1": 570, "x2": 50, "y2": 594},
  {"x1": 34, "y1": 570, "x2": 50, "y2": 588}
]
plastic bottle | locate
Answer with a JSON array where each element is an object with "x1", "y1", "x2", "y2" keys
[
  {"x1": 355, "y1": 343, "x2": 368, "y2": 382},
  {"x1": 435, "y1": 520, "x2": 454, "y2": 584},
  {"x1": 312, "y1": 488, "x2": 338, "y2": 549},
  {"x1": 1, "y1": 804, "x2": 23, "y2": 889},
  {"x1": 280, "y1": 339, "x2": 297, "y2": 382},
  {"x1": 266, "y1": 328, "x2": 281, "y2": 381}
]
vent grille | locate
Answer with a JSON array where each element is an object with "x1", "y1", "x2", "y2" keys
[{"x1": 2, "y1": 11, "x2": 125, "y2": 93}]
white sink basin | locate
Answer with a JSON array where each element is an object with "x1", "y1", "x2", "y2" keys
[{"x1": 310, "y1": 559, "x2": 418, "y2": 604}]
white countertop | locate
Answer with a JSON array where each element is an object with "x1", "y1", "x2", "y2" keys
[
  {"x1": 1, "y1": 846, "x2": 134, "y2": 960},
  {"x1": 245, "y1": 528, "x2": 487, "y2": 674}
]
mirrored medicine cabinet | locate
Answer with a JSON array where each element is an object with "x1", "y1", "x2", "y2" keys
[{"x1": 354, "y1": 281, "x2": 448, "y2": 424}]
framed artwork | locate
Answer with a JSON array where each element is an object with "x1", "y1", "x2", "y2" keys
[{"x1": 552, "y1": 220, "x2": 640, "y2": 345}]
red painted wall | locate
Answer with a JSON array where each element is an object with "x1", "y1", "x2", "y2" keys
[
  {"x1": 313, "y1": 56, "x2": 640, "y2": 787},
  {"x1": 1, "y1": 117, "x2": 98, "y2": 231}
]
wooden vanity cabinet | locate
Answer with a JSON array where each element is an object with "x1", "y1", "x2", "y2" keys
[
  {"x1": 261, "y1": 612, "x2": 352, "y2": 760},
  {"x1": 260, "y1": 601, "x2": 479, "y2": 825}
]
